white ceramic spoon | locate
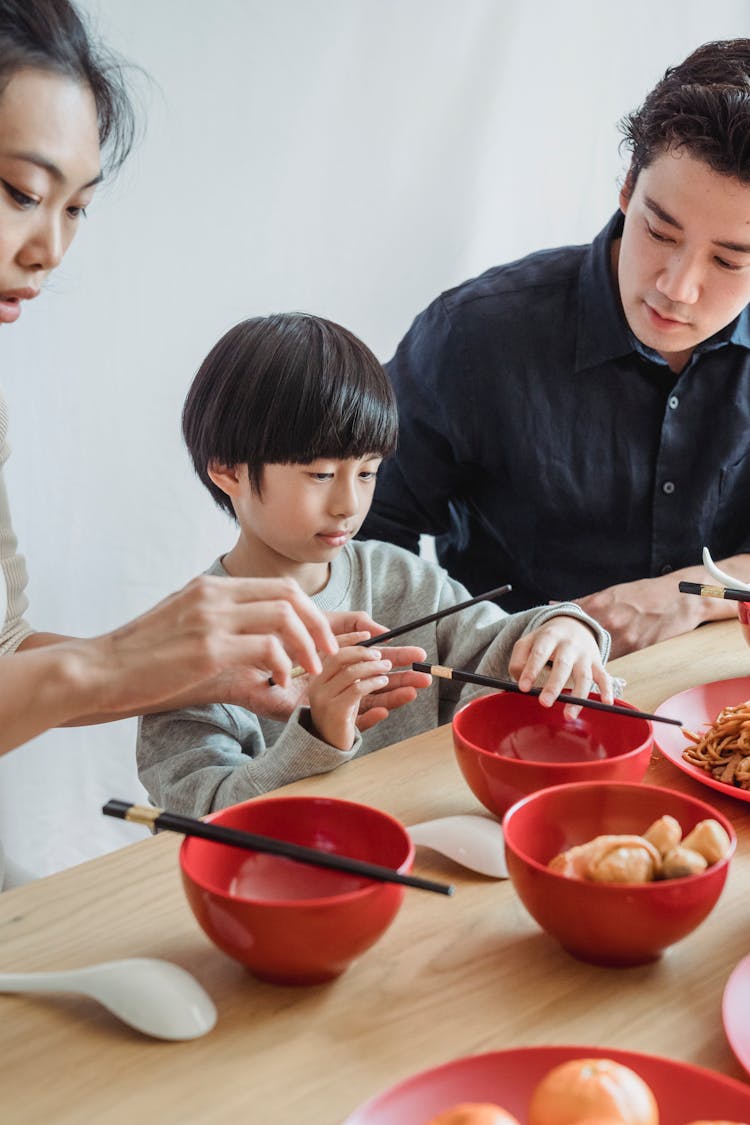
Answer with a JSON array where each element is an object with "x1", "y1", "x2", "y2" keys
[
  {"x1": 407, "y1": 814, "x2": 508, "y2": 878},
  {"x1": 703, "y1": 546, "x2": 750, "y2": 592},
  {"x1": 0, "y1": 958, "x2": 217, "y2": 1040}
]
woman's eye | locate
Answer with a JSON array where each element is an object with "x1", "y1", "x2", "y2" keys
[
  {"x1": 2, "y1": 181, "x2": 36, "y2": 208},
  {"x1": 67, "y1": 205, "x2": 88, "y2": 220}
]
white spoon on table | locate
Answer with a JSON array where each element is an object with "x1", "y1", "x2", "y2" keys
[
  {"x1": 407, "y1": 814, "x2": 508, "y2": 878},
  {"x1": 0, "y1": 957, "x2": 217, "y2": 1040}
]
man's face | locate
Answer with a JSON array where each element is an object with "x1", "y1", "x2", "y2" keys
[{"x1": 616, "y1": 147, "x2": 750, "y2": 371}]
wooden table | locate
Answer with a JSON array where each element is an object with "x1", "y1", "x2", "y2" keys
[{"x1": 2, "y1": 621, "x2": 750, "y2": 1124}]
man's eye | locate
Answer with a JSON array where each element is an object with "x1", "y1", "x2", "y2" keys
[
  {"x1": 646, "y1": 222, "x2": 672, "y2": 243},
  {"x1": 716, "y1": 256, "x2": 742, "y2": 272}
]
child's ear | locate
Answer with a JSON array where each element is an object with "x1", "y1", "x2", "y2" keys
[{"x1": 207, "y1": 461, "x2": 244, "y2": 500}]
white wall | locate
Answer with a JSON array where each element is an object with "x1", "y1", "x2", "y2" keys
[{"x1": 1, "y1": 0, "x2": 748, "y2": 878}]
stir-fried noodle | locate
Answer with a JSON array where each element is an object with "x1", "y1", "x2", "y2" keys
[{"x1": 682, "y1": 699, "x2": 750, "y2": 789}]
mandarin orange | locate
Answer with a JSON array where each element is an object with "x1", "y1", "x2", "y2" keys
[
  {"x1": 424, "y1": 1104, "x2": 520, "y2": 1125},
  {"x1": 527, "y1": 1058, "x2": 659, "y2": 1125}
]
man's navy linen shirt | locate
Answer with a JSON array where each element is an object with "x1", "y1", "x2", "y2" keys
[{"x1": 362, "y1": 213, "x2": 750, "y2": 612}]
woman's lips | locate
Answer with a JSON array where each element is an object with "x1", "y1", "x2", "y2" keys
[
  {"x1": 0, "y1": 296, "x2": 22, "y2": 324},
  {"x1": 0, "y1": 288, "x2": 38, "y2": 325}
]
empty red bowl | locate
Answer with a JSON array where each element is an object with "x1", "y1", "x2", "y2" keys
[
  {"x1": 179, "y1": 795, "x2": 414, "y2": 985},
  {"x1": 739, "y1": 601, "x2": 750, "y2": 647},
  {"x1": 452, "y1": 690, "x2": 653, "y2": 817},
  {"x1": 503, "y1": 780, "x2": 735, "y2": 966}
]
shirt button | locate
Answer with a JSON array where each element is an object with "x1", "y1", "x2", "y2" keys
[
  {"x1": 662, "y1": 480, "x2": 676, "y2": 494},
  {"x1": 660, "y1": 564, "x2": 673, "y2": 575},
  {"x1": 668, "y1": 395, "x2": 679, "y2": 409}
]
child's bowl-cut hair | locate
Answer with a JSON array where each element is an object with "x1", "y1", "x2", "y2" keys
[{"x1": 182, "y1": 312, "x2": 399, "y2": 518}]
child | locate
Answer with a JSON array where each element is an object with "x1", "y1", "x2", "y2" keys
[{"x1": 137, "y1": 313, "x2": 611, "y2": 815}]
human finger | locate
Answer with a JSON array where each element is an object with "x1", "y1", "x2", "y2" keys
[
  {"x1": 324, "y1": 610, "x2": 387, "y2": 639},
  {"x1": 514, "y1": 634, "x2": 556, "y2": 692},
  {"x1": 536, "y1": 646, "x2": 575, "y2": 707},
  {"x1": 376, "y1": 644, "x2": 427, "y2": 668},
  {"x1": 225, "y1": 575, "x2": 338, "y2": 660}
]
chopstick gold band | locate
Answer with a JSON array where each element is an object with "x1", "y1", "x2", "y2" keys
[
  {"x1": 279, "y1": 582, "x2": 512, "y2": 683},
  {"x1": 679, "y1": 580, "x2": 750, "y2": 603},
  {"x1": 412, "y1": 663, "x2": 684, "y2": 727},
  {"x1": 122, "y1": 804, "x2": 160, "y2": 829},
  {"x1": 102, "y1": 800, "x2": 454, "y2": 896}
]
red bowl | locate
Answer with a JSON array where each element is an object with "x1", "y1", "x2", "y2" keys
[
  {"x1": 502, "y1": 780, "x2": 735, "y2": 966},
  {"x1": 739, "y1": 600, "x2": 750, "y2": 647},
  {"x1": 179, "y1": 795, "x2": 414, "y2": 985},
  {"x1": 452, "y1": 691, "x2": 653, "y2": 817}
]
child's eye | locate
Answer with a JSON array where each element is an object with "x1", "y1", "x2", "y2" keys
[
  {"x1": 2, "y1": 180, "x2": 36, "y2": 209},
  {"x1": 359, "y1": 470, "x2": 379, "y2": 481},
  {"x1": 308, "y1": 472, "x2": 333, "y2": 482}
]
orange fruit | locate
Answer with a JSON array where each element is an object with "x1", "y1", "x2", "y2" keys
[
  {"x1": 527, "y1": 1058, "x2": 659, "y2": 1125},
  {"x1": 424, "y1": 1104, "x2": 520, "y2": 1125}
]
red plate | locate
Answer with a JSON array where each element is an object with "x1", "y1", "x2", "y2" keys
[
  {"x1": 654, "y1": 675, "x2": 750, "y2": 804},
  {"x1": 724, "y1": 954, "x2": 750, "y2": 1079},
  {"x1": 342, "y1": 1045, "x2": 750, "y2": 1124}
]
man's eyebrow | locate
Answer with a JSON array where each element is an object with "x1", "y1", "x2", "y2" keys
[
  {"x1": 644, "y1": 196, "x2": 682, "y2": 229},
  {"x1": 8, "y1": 150, "x2": 102, "y2": 189},
  {"x1": 644, "y1": 193, "x2": 750, "y2": 255}
]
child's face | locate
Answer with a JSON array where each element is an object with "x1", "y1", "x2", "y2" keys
[{"x1": 230, "y1": 455, "x2": 382, "y2": 569}]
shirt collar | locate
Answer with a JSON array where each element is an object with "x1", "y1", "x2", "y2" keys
[
  {"x1": 575, "y1": 211, "x2": 750, "y2": 372},
  {"x1": 575, "y1": 212, "x2": 633, "y2": 373}
]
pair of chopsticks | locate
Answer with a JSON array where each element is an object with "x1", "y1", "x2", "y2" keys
[
  {"x1": 279, "y1": 583, "x2": 512, "y2": 682},
  {"x1": 679, "y1": 580, "x2": 750, "y2": 603},
  {"x1": 413, "y1": 663, "x2": 683, "y2": 727},
  {"x1": 103, "y1": 800, "x2": 454, "y2": 896}
]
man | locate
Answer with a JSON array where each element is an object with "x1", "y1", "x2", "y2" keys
[{"x1": 362, "y1": 39, "x2": 750, "y2": 657}]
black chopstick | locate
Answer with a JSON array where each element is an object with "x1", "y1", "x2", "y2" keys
[
  {"x1": 679, "y1": 580, "x2": 750, "y2": 603},
  {"x1": 280, "y1": 583, "x2": 513, "y2": 682},
  {"x1": 103, "y1": 800, "x2": 454, "y2": 896},
  {"x1": 413, "y1": 663, "x2": 684, "y2": 727}
]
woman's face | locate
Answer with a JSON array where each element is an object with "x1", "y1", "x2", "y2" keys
[{"x1": 0, "y1": 67, "x2": 100, "y2": 325}]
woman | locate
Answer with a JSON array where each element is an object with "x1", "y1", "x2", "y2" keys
[
  {"x1": 0, "y1": 0, "x2": 346, "y2": 759},
  {"x1": 0, "y1": 0, "x2": 425, "y2": 775}
]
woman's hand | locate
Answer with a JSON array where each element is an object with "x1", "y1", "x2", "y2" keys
[
  {"x1": 508, "y1": 615, "x2": 612, "y2": 719},
  {"x1": 95, "y1": 574, "x2": 339, "y2": 716}
]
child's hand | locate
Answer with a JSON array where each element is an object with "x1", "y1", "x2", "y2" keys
[
  {"x1": 508, "y1": 615, "x2": 612, "y2": 719},
  {"x1": 354, "y1": 644, "x2": 431, "y2": 732},
  {"x1": 308, "y1": 646, "x2": 397, "y2": 750}
]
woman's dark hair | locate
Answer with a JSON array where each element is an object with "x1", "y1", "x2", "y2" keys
[
  {"x1": 0, "y1": 0, "x2": 136, "y2": 173},
  {"x1": 182, "y1": 313, "x2": 399, "y2": 518},
  {"x1": 619, "y1": 39, "x2": 750, "y2": 196}
]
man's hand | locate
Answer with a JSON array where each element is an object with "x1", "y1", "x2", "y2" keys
[{"x1": 572, "y1": 561, "x2": 750, "y2": 658}]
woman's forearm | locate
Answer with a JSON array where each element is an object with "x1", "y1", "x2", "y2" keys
[{"x1": 0, "y1": 640, "x2": 102, "y2": 753}]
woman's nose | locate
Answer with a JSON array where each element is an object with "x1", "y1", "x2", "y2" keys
[{"x1": 17, "y1": 214, "x2": 66, "y2": 273}]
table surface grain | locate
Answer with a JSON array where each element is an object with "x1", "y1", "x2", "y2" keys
[{"x1": 2, "y1": 620, "x2": 749, "y2": 1124}]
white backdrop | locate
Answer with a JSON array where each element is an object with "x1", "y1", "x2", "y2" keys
[{"x1": 1, "y1": 0, "x2": 748, "y2": 879}]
